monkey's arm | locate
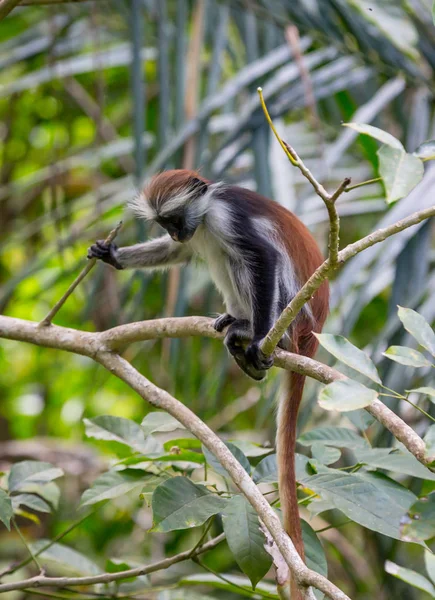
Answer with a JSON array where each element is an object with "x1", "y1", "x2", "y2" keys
[{"x1": 88, "y1": 236, "x2": 193, "y2": 270}]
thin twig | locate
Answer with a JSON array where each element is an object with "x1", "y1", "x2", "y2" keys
[
  {"x1": 38, "y1": 221, "x2": 122, "y2": 327},
  {"x1": 12, "y1": 519, "x2": 43, "y2": 573},
  {"x1": 344, "y1": 177, "x2": 382, "y2": 192}
]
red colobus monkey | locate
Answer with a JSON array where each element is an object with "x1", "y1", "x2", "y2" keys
[{"x1": 88, "y1": 170, "x2": 329, "y2": 596}]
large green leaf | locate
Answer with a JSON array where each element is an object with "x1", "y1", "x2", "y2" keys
[
  {"x1": 354, "y1": 447, "x2": 435, "y2": 480},
  {"x1": 84, "y1": 416, "x2": 160, "y2": 454},
  {"x1": 398, "y1": 306, "x2": 435, "y2": 356},
  {"x1": 425, "y1": 550, "x2": 435, "y2": 585},
  {"x1": 401, "y1": 493, "x2": 435, "y2": 541},
  {"x1": 202, "y1": 442, "x2": 251, "y2": 476},
  {"x1": 319, "y1": 379, "x2": 377, "y2": 412},
  {"x1": 80, "y1": 470, "x2": 145, "y2": 507},
  {"x1": 300, "y1": 468, "x2": 417, "y2": 540},
  {"x1": 141, "y1": 411, "x2": 185, "y2": 437},
  {"x1": 8, "y1": 461, "x2": 63, "y2": 492},
  {"x1": 151, "y1": 477, "x2": 227, "y2": 532},
  {"x1": 383, "y1": 346, "x2": 432, "y2": 367},
  {"x1": 315, "y1": 333, "x2": 381, "y2": 383},
  {"x1": 378, "y1": 146, "x2": 424, "y2": 204},
  {"x1": 31, "y1": 540, "x2": 102, "y2": 576},
  {"x1": 409, "y1": 387, "x2": 435, "y2": 399},
  {"x1": 343, "y1": 122, "x2": 404, "y2": 150},
  {"x1": 301, "y1": 520, "x2": 327, "y2": 600},
  {"x1": 0, "y1": 489, "x2": 13, "y2": 530},
  {"x1": 222, "y1": 495, "x2": 272, "y2": 588},
  {"x1": 424, "y1": 426, "x2": 435, "y2": 458},
  {"x1": 18, "y1": 482, "x2": 60, "y2": 510},
  {"x1": 298, "y1": 427, "x2": 368, "y2": 450},
  {"x1": 385, "y1": 561, "x2": 435, "y2": 596},
  {"x1": 252, "y1": 454, "x2": 278, "y2": 484}
]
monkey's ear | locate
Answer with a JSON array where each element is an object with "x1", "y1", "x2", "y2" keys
[{"x1": 189, "y1": 177, "x2": 208, "y2": 196}]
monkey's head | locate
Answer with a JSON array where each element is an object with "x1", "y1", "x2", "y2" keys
[{"x1": 130, "y1": 170, "x2": 210, "y2": 242}]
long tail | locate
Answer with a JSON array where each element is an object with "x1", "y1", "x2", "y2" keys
[{"x1": 276, "y1": 332, "x2": 320, "y2": 600}]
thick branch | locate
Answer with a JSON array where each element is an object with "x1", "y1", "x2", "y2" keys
[
  {"x1": 0, "y1": 534, "x2": 225, "y2": 593},
  {"x1": 261, "y1": 204, "x2": 435, "y2": 356},
  {"x1": 0, "y1": 314, "x2": 430, "y2": 467}
]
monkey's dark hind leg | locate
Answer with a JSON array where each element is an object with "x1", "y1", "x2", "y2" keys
[
  {"x1": 213, "y1": 313, "x2": 236, "y2": 332},
  {"x1": 224, "y1": 320, "x2": 266, "y2": 381}
]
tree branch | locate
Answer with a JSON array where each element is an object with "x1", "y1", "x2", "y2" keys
[
  {"x1": 260, "y1": 203, "x2": 435, "y2": 356},
  {"x1": 0, "y1": 533, "x2": 225, "y2": 593}
]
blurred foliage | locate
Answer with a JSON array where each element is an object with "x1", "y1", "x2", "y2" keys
[{"x1": 0, "y1": 0, "x2": 435, "y2": 598}]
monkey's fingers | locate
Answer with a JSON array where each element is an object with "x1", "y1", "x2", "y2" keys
[{"x1": 214, "y1": 313, "x2": 236, "y2": 332}]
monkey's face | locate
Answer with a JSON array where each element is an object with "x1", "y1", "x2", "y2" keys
[{"x1": 155, "y1": 211, "x2": 197, "y2": 243}]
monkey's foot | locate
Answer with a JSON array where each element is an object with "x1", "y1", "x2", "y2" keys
[
  {"x1": 224, "y1": 322, "x2": 267, "y2": 380},
  {"x1": 87, "y1": 240, "x2": 124, "y2": 270},
  {"x1": 213, "y1": 313, "x2": 236, "y2": 332},
  {"x1": 245, "y1": 342, "x2": 274, "y2": 372}
]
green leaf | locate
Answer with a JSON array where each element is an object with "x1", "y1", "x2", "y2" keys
[
  {"x1": 12, "y1": 493, "x2": 51, "y2": 514},
  {"x1": 141, "y1": 411, "x2": 185, "y2": 437},
  {"x1": 300, "y1": 468, "x2": 417, "y2": 540},
  {"x1": 19, "y1": 482, "x2": 60, "y2": 510},
  {"x1": 151, "y1": 476, "x2": 227, "y2": 532},
  {"x1": 0, "y1": 489, "x2": 13, "y2": 530},
  {"x1": 408, "y1": 387, "x2": 435, "y2": 399},
  {"x1": 383, "y1": 346, "x2": 432, "y2": 367},
  {"x1": 385, "y1": 561, "x2": 435, "y2": 596},
  {"x1": 30, "y1": 540, "x2": 102, "y2": 576},
  {"x1": 84, "y1": 416, "x2": 160, "y2": 454},
  {"x1": 202, "y1": 442, "x2": 251, "y2": 477},
  {"x1": 180, "y1": 573, "x2": 278, "y2": 598},
  {"x1": 298, "y1": 427, "x2": 368, "y2": 450},
  {"x1": 315, "y1": 333, "x2": 381, "y2": 383},
  {"x1": 425, "y1": 549, "x2": 435, "y2": 585},
  {"x1": 8, "y1": 461, "x2": 63, "y2": 492},
  {"x1": 80, "y1": 470, "x2": 145, "y2": 507},
  {"x1": 378, "y1": 146, "x2": 424, "y2": 204},
  {"x1": 311, "y1": 443, "x2": 341, "y2": 466},
  {"x1": 222, "y1": 495, "x2": 272, "y2": 588},
  {"x1": 414, "y1": 140, "x2": 435, "y2": 161},
  {"x1": 354, "y1": 447, "x2": 435, "y2": 480},
  {"x1": 398, "y1": 306, "x2": 435, "y2": 356},
  {"x1": 343, "y1": 122, "x2": 404, "y2": 150},
  {"x1": 163, "y1": 438, "x2": 202, "y2": 451},
  {"x1": 401, "y1": 493, "x2": 435, "y2": 541},
  {"x1": 106, "y1": 558, "x2": 150, "y2": 593},
  {"x1": 252, "y1": 454, "x2": 278, "y2": 484},
  {"x1": 319, "y1": 379, "x2": 377, "y2": 412},
  {"x1": 301, "y1": 519, "x2": 328, "y2": 600},
  {"x1": 230, "y1": 440, "x2": 274, "y2": 458},
  {"x1": 140, "y1": 472, "x2": 172, "y2": 506}
]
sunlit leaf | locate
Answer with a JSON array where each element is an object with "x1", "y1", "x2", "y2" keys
[
  {"x1": 385, "y1": 561, "x2": 435, "y2": 596},
  {"x1": 414, "y1": 140, "x2": 435, "y2": 161},
  {"x1": 383, "y1": 346, "x2": 432, "y2": 367},
  {"x1": 8, "y1": 461, "x2": 63, "y2": 492},
  {"x1": 80, "y1": 470, "x2": 145, "y2": 507},
  {"x1": 343, "y1": 122, "x2": 404, "y2": 150},
  {"x1": 31, "y1": 540, "x2": 102, "y2": 576},
  {"x1": 398, "y1": 306, "x2": 435, "y2": 356},
  {"x1": 12, "y1": 493, "x2": 51, "y2": 514},
  {"x1": 378, "y1": 146, "x2": 424, "y2": 204},
  {"x1": 319, "y1": 379, "x2": 377, "y2": 412},
  {"x1": 84, "y1": 416, "x2": 160, "y2": 454},
  {"x1": 141, "y1": 411, "x2": 185, "y2": 437},
  {"x1": 151, "y1": 476, "x2": 227, "y2": 532},
  {"x1": 0, "y1": 490, "x2": 13, "y2": 530},
  {"x1": 222, "y1": 496, "x2": 271, "y2": 588},
  {"x1": 315, "y1": 333, "x2": 381, "y2": 383}
]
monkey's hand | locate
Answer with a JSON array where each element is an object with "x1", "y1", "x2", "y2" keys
[
  {"x1": 245, "y1": 341, "x2": 274, "y2": 372},
  {"x1": 87, "y1": 240, "x2": 124, "y2": 270},
  {"x1": 213, "y1": 313, "x2": 236, "y2": 332}
]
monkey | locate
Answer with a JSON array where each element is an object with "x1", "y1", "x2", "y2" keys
[{"x1": 88, "y1": 169, "x2": 329, "y2": 597}]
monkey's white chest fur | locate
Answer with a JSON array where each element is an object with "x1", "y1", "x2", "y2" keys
[{"x1": 189, "y1": 225, "x2": 252, "y2": 320}]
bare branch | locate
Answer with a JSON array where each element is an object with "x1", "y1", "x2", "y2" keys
[
  {"x1": 0, "y1": 0, "x2": 21, "y2": 20},
  {"x1": 39, "y1": 222, "x2": 122, "y2": 327},
  {"x1": 0, "y1": 534, "x2": 225, "y2": 594}
]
